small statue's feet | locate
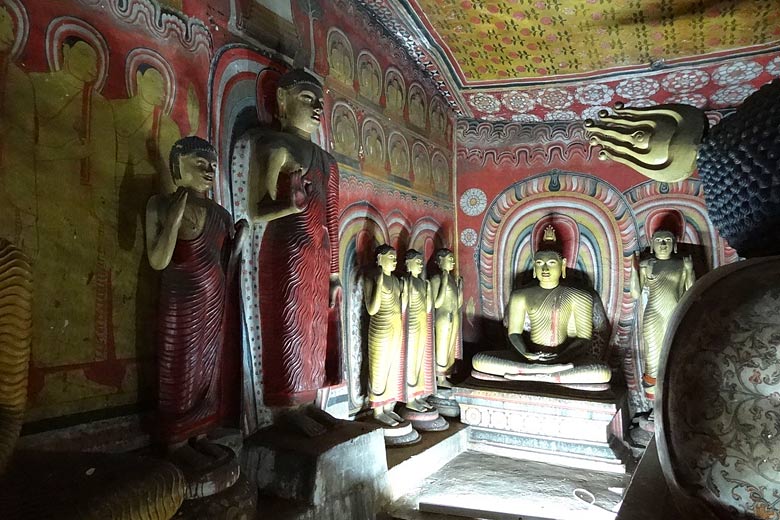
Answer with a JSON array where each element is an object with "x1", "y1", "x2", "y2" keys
[
  {"x1": 373, "y1": 412, "x2": 400, "y2": 427},
  {"x1": 405, "y1": 400, "x2": 429, "y2": 413},
  {"x1": 415, "y1": 398, "x2": 435, "y2": 411},
  {"x1": 280, "y1": 410, "x2": 328, "y2": 437},
  {"x1": 386, "y1": 410, "x2": 404, "y2": 423}
]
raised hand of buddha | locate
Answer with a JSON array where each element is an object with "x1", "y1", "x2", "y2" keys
[
  {"x1": 165, "y1": 188, "x2": 188, "y2": 230},
  {"x1": 584, "y1": 102, "x2": 707, "y2": 183}
]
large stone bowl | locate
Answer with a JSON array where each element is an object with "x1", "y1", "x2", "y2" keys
[{"x1": 656, "y1": 257, "x2": 780, "y2": 520}]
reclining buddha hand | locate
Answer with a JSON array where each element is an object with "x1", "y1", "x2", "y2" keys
[{"x1": 584, "y1": 102, "x2": 707, "y2": 183}]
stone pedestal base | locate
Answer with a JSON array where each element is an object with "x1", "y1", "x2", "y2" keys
[
  {"x1": 398, "y1": 407, "x2": 449, "y2": 432},
  {"x1": 453, "y1": 378, "x2": 628, "y2": 472},
  {"x1": 173, "y1": 474, "x2": 257, "y2": 519},
  {"x1": 241, "y1": 419, "x2": 388, "y2": 519},
  {"x1": 380, "y1": 419, "x2": 421, "y2": 447}
]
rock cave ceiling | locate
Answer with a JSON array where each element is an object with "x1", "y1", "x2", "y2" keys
[{"x1": 358, "y1": 0, "x2": 780, "y2": 121}]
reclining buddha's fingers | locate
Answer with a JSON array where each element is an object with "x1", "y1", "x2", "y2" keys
[
  {"x1": 596, "y1": 113, "x2": 654, "y2": 128},
  {"x1": 586, "y1": 122, "x2": 653, "y2": 150},
  {"x1": 597, "y1": 146, "x2": 688, "y2": 182}
]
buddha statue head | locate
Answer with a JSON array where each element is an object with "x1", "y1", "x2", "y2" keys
[
  {"x1": 375, "y1": 244, "x2": 397, "y2": 275},
  {"x1": 169, "y1": 136, "x2": 218, "y2": 194},
  {"x1": 136, "y1": 64, "x2": 166, "y2": 108},
  {"x1": 0, "y1": 6, "x2": 14, "y2": 54},
  {"x1": 276, "y1": 69, "x2": 324, "y2": 137},
  {"x1": 62, "y1": 36, "x2": 98, "y2": 84},
  {"x1": 533, "y1": 226, "x2": 566, "y2": 289},
  {"x1": 405, "y1": 249, "x2": 424, "y2": 277},
  {"x1": 651, "y1": 230, "x2": 677, "y2": 260},
  {"x1": 435, "y1": 248, "x2": 455, "y2": 274}
]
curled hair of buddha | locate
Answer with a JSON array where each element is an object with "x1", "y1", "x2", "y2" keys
[
  {"x1": 374, "y1": 244, "x2": 395, "y2": 257},
  {"x1": 277, "y1": 68, "x2": 323, "y2": 92},
  {"x1": 169, "y1": 136, "x2": 217, "y2": 181},
  {"x1": 405, "y1": 249, "x2": 423, "y2": 261},
  {"x1": 435, "y1": 248, "x2": 453, "y2": 263}
]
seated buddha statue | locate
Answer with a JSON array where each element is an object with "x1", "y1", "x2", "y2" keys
[{"x1": 472, "y1": 226, "x2": 611, "y2": 386}]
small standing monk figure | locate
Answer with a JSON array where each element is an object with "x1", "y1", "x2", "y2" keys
[
  {"x1": 146, "y1": 137, "x2": 247, "y2": 470},
  {"x1": 247, "y1": 70, "x2": 341, "y2": 432},
  {"x1": 430, "y1": 248, "x2": 463, "y2": 387},
  {"x1": 472, "y1": 226, "x2": 611, "y2": 387},
  {"x1": 630, "y1": 229, "x2": 694, "y2": 400},
  {"x1": 365, "y1": 245, "x2": 405, "y2": 426},
  {"x1": 402, "y1": 249, "x2": 435, "y2": 412}
]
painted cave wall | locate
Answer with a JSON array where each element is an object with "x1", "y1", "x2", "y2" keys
[
  {"x1": 4, "y1": 0, "x2": 456, "y2": 428},
  {"x1": 455, "y1": 118, "x2": 739, "y2": 412}
]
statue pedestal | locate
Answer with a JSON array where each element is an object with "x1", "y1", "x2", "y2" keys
[
  {"x1": 241, "y1": 419, "x2": 389, "y2": 519},
  {"x1": 453, "y1": 378, "x2": 628, "y2": 472}
]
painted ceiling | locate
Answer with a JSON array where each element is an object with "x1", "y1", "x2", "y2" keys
[{"x1": 359, "y1": 0, "x2": 780, "y2": 120}]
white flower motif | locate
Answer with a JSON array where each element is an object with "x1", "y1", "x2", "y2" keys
[
  {"x1": 536, "y1": 88, "x2": 574, "y2": 109},
  {"x1": 502, "y1": 90, "x2": 536, "y2": 112},
  {"x1": 710, "y1": 84, "x2": 758, "y2": 107},
  {"x1": 666, "y1": 93, "x2": 708, "y2": 108},
  {"x1": 575, "y1": 84, "x2": 614, "y2": 105},
  {"x1": 544, "y1": 110, "x2": 578, "y2": 121},
  {"x1": 468, "y1": 93, "x2": 500, "y2": 114},
  {"x1": 511, "y1": 113, "x2": 542, "y2": 123},
  {"x1": 581, "y1": 105, "x2": 613, "y2": 121},
  {"x1": 615, "y1": 77, "x2": 659, "y2": 99},
  {"x1": 622, "y1": 98, "x2": 655, "y2": 108},
  {"x1": 460, "y1": 228, "x2": 478, "y2": 247},
  {"x1": 661, "y1": 69, "x2": 710, "y2": 93},
  {"x1": 460, "y1": 188, "x2": 487, "y2": 216},
  {"x1": 481, "y1": 114, "x2": 502, "y2": 121},
  {"x1": 765, "y1": 57, "x2": 780, "y2": 77},
  {"x1": 712, "y1": 61, "x2": 762, "y2": 86}
]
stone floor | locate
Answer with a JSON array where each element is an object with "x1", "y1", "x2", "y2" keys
[{"x1": 385, "y1": 450, "x2": 628, "y2": 520}]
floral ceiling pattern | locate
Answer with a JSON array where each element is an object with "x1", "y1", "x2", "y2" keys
[
  {"x1": 358, "y1": 0, "x2": 780, "y2": 120},
  {"x1": 410, "y1": 0, "x2": 780, "y2": 84}
]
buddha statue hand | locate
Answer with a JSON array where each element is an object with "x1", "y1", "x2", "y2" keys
[
  {"x1": 166, "y1": 188, "x2": 188, "y2": 230},
  {"x1": 289, "y1": 167, "x2": 309, "y2": 211},
  {"x1": 683, "y1": 255, "x2": 693, "y2": 273},
  {"x1": 329, "y1": 274, "x2": 342, "y2": 308},
  {"x1": 584, "y1": 102, "x2": 707, "y2": 183}
]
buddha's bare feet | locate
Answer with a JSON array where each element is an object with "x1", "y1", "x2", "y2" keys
[
  {"x1": 374, "y1": 412, "x2": 400, "y2": 427},
  {"x1": 304, "y1": 405, "x2": 340, "y2": 427},
  {"x1": 386, "y1": 410, "x2": 404, "y2": 423},
  {"x1": 281, "y1": 410, "x2": 327, "y2": 437},
  {"x1": 168, "y1": 442, "x2": 213, "y2": 470},
  {"x1": 192, "y1": 437, "x2": 230, "y2": 461},
  {"x1": 406, "y1": 400, "x2": 428, "y2": 412}
]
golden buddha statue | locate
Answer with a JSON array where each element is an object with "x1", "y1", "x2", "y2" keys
[
  {"x1": 402, "y1": 249, "x2": 435, "y2": 413},
  {"x1": 630, "y1": 230, "x2": 694, "y2": 399},
  {"x1": 472, "y1": 227, "x2": 611, "y2": 386},
  {"x1": 430, "y1": 248, "x2": 463, "y2": 387},
  {"x1": 365, "y1": 245, "x2": 405, "y2": 426}
]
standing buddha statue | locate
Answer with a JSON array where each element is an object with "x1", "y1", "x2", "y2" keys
[
  {"x1": 402, "y1": 249, "x2": 434, "y2": 412},
  {"x1": 146, "y1": 137, "x2": 247, "y2": 470},
  {"x1": 631, "y1": 230, "x2": 694, "y2": 400},
  {"x1": 246, "y1": 69, "x2": 341, "y2": 429},
  {"x1": 364, "y1": 245, "x2": 405, "y2": 426},
  {"x1": 430, "y1": 248, "x2": 463, "y2": 387}
]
